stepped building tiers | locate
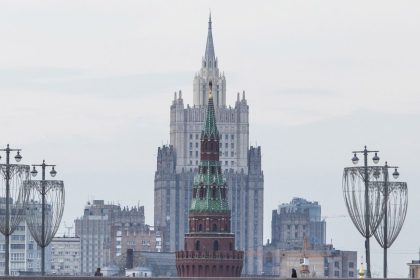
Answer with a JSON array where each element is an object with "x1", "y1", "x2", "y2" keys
[
  {"x1": 176, "y1": 82, "x2": 243, "y2": 277},
  {"x1": 154, "y1": 15, "x2": 264, "y2": 275}
]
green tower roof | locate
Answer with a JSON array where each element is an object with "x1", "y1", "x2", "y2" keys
[{"x1": 190, "y1": 82, "x2": 229, "y2": 213}]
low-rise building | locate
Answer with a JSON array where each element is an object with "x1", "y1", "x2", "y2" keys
[
  {"x1": 408, "y1": 260, "x2": 420, "y2": 278},
  {"x1": 263, "y1": 244, "x2": 357, "y2": 278},
  {"x1": 50, "y1": 236, "x2": 81, "y2": 275}
]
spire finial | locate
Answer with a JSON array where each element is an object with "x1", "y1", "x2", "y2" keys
[{"x1": 209, "y1": 11, "x2": 212, "y2": 28}]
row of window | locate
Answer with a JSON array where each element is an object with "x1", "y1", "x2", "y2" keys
[
  {"x1": 189, "y1": 142, "x2": 235, "y2": 149},
  {"x1": 190, "y1": 134, "x2": 234, "y2": 140},
  {"x1": 189, "y1": 160, "x2": 235, "y2": 166}
]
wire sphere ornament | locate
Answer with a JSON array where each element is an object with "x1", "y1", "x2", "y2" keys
[
  {"x1": 0, "y1": 164, "x2": 30, "y2": 235},
  {"x1": 24, "y1": 180, "x2": 65, "y2": 248},
  {"x1": 342, "y1": 166, "x2": 386, "y2": 238},
  {"x1": 374, "y1": 181, "x2": 408, "y2": 248}
]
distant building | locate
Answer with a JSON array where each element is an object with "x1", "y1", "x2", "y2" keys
[
  {"x1": 271, "y1": 197, "x2": 326, "y2": 249},
  {"x1": 154, "y1": 15, "x2": 264, "y2": 275},
  {"x1": 75, "y1": 200, "x2": 158, "y2": 275},
  {"x1": 265, "y1": 197, "x2": 355, "y2": 278},
  {"x1": 0, "y1": 221, "x2": 48, "y2": 276},
  {"x1": 263, "y1": 244, "x2": 357, "y2": 278},
  {"x1": 408, "y1": 260, "x2": 420, "y2": 278},
  {"x1": 50, "y1": 236, "x2": 80, "y2": 275},
  {"x1": 75, "y1": 200, "x2": 120, "y2": 274}
]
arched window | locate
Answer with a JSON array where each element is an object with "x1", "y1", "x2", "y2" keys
[
  {"x1": 198, "y1": 224, "x2": 203, "y2": 232},
  {"x1": 212, "y1": 223, "x2": 217, "y2": 232},
  {"x1": 195, "y1": 240, "x2": 200, "y2": 251},
  {"x1": 212, "y1": 188, "x2": 216, "y2": 199},
  {"x1": 213, "y1": 240, "x2": 219, "y2": 251}
]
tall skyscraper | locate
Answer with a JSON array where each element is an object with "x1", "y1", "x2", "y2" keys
[{"x1": 154, "y1": 15, "x2": 264, "y2": 275}]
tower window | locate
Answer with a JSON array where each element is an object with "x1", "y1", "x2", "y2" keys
[
  {"x1": 212, "y1": 188, "x2": 216, "y2": 199},
  {"x1": 198, "y1": 224, "x2": 203, "y2": 232},
  {"x1": 195, "y1": 240, "x2": 200, "y2": 250},
  {"x1": 213, "y1": 240, "x2": 219, "y2": 251},
  {"x1": 212, "y1": 223, "x2": 217, "y2": 232}
]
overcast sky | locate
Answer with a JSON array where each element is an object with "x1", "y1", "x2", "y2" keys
[{"x1": 1, "y1": 1, "x2": 419, "y2": 277}]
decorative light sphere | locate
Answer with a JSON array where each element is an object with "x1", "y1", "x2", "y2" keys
[
  {"x1": 352, "y1": 153, "x2": 359, "y2": 165},
  {"x1": 392, "y1": 168, "x2": 399, "y2": 179},
  {"x1": 372, "y1": 152, "x2": 380, "y2": 164},
  {"x1": 50, "y1": 167, "x2": 57, "y2": 177},
  {"x1": 31, "y1": 167, "x2": 38, "y2": 177},
  {"x1": 15, "y1": 151, "x2": 22, "y2": 162}
]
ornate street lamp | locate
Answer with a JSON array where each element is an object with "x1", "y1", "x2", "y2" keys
[
  {"x1": 372, "y1": 162, "x2": 408, "y2": 278},
  {"x1": 25, "y1": 160, "x2": 65, "y2": 275},
  {"x1": 342, "y1": 146, "x2": 382, "y2": 278},
  {"x1": 0, "y1": 144, "x2": 30, "y2": 276}
]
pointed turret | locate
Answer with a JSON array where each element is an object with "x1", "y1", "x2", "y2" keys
[
  {"x1": 202, "y1": 81, "x2": 218, "y2": 138},
  {"x1": 190, "y1": 81, "x2": 228, "y2": 212}
]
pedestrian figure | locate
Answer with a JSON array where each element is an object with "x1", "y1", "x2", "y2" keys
[
  {"x1": 94, "y1": 267, "x2": 103, "y2": 276},
  {"x1": 291, "y1": 268, "x2": 298, "y2": 278}
]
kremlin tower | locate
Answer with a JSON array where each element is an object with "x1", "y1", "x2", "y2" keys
[{"x1": 175, "y1": 81, "x2": 244, "y2": 277}]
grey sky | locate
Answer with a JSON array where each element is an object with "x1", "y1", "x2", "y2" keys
[{"x1": 1, "y1": 1, "x2": 419, "y2": 277}]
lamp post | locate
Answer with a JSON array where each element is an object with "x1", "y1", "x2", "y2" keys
[
  {"x1": 382, "y1": 162, "x2": 397, "y2": 279},
  {"x1": 349, "y1": 146, "x2": 380, "y2": 278},
  {"x1": 0, "y1": 144, "x2": 28, "y2": 276},
  {"x1": 373, "y1": 162, "x2": 407, "y2": 278},
  {"x1": 29, "y1": 160, "x2": 57, "y2": 276}
]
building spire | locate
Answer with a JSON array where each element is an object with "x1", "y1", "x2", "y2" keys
[{"x1": 205, "y1": 13, "x2": 216, "y2": 66}]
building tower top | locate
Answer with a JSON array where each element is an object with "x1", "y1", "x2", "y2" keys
[
  {"x1": 193, "y1": 15, "x2": 226, "y2": 107},
  {"x1": 205, "y1": 13, "x2": 216, "y2": 68}
]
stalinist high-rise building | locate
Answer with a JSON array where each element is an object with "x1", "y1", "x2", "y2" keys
[{"x1": 154, "y1": 15, "x2": 264, "y2": 275}]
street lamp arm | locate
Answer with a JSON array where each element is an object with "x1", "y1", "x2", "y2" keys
[{"x1": 352, "y1": 150, "x2": 379, "y2": 154}]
